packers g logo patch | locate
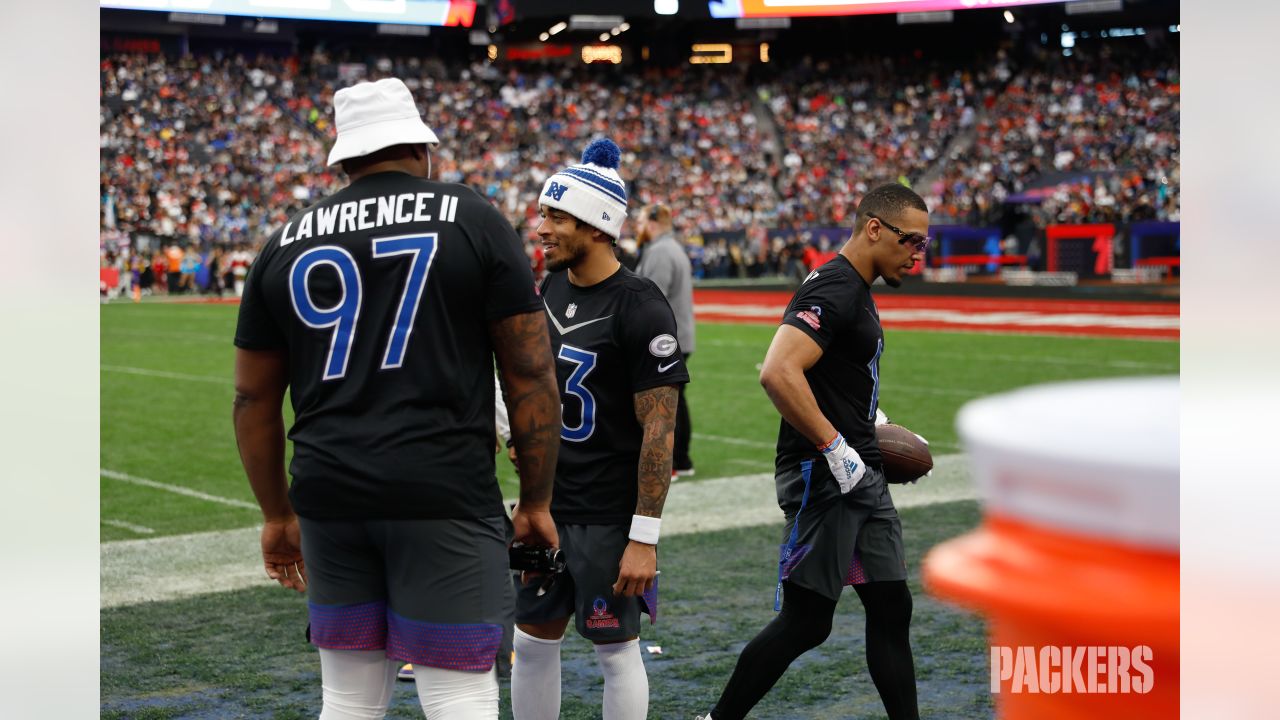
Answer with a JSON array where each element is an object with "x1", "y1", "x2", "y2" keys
[{"x1": 649, "y1": 334, "x2": 677, "y2": 358}]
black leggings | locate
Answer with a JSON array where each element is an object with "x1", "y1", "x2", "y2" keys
[{"x1": 710, "y1": 580, "x2": 918, "y2": 720}]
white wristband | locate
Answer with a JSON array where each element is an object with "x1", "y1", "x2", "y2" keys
[{"x1": 629, "y1": 515, "x2": 661, "y2": 545}]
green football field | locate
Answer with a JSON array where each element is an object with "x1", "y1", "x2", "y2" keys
[{"x1": 100, "y1": 300, "x2": 1178, "y2": 718}]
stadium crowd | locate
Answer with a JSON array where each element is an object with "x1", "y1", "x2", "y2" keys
[
  {"x1": 278, "y1": 54, "x2": 780, "y2": 242},
  {"x1": 100, "y1": 42, "x2": 1179, "y2": 285},
  {"x1": 923, "y1": 48, "x2": 1180, "y2": 226},
  {"x1": 762, "y1": 53, "x2": 1008, "y2": 227}
]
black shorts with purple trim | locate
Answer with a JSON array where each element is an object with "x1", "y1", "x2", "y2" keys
[
  {"x1": 515, "y1": 522, "x2": 657, "y2": 642},
  {"x1": 776, "y1": 461, "x2": 906, "y2": 603},
  {"x1": 299, "y1": 515, "x2": 514, "y2": 672}
]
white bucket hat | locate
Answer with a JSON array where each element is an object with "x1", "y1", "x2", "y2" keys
[{"x1": 326, "y1": 77, "x2": 439, "y2": 167}]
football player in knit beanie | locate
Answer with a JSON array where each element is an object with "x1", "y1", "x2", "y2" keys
[{"x1": 538, "y1": 138, "x2": 628, "y2": 245}]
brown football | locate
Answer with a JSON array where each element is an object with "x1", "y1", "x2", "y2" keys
[{"x1": 876, "y1": 423, "x2": 933, "y2": 484}]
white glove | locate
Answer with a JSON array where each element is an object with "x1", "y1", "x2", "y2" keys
[
  {"x1": 874, "y1": 408, "x2": 889, "y2": 426},
  {"x1": 819, "y1": 433, "x2": 868, "y2": 494}
]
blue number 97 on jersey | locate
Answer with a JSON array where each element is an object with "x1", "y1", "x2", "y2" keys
[
  {"x1": 288, "y1": 235, "x2": 439, "y2": 381},
  {"x1": 557, "y1": 344, "x2": 598, "y2": 442}
]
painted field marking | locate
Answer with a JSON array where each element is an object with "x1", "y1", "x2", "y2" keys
[
  {"x1": 102, "y1": 458, "x2": 976, "y2": 608},
  {"x1": 702, "y1": 338, "x2": 1176, "y2": 371},
  {"x1": 102, "y1": 365, "x2": 231, "y2": 385},
  {"x1": 694, "y1": 371, "x2": 985, "y2": 399},
  {"x1": 693, "y1": 432, "x2": 775, "y2": 450},
  {"x1": 104, "y1": 328, "x2": 229, "y2": 343},
  {"x1": 695, "y1": 303, "x2": 1180, "y2": 330},
  {"x1": 696, "y1": 429, "x2": 957, "y2": 454},
  {"x1": 102, "y1": 519, "x2": 155, "y2": 535},
  {"x1": 102, "y1": 525, "x2": 275, "y2": 608},
  {"x1": 101, "y1": 469, "x2": 258, "y2": 510}
]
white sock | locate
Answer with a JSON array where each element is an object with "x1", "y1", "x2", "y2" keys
[
  {"x1": 511, "y1": 628, "x2": 563, "y2": 720},
  {"x1": 317, "y1": 648, "x2": 397, "y2": 720},
  {"x1": 412, "y1": 665, "x2": 498, "y2": 720},
  {"x1": 594, "y1": 639, "x2": 649, "y2": 720}
]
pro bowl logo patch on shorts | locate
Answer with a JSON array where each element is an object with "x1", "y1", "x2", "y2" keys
[
  {"x1": 648, "y1": 334, "x2": 677, "y2": 358},
  {"x1": 796, "y1": 306, "x2": 822, "y2": 331},
  {"x1": 586, "y1": 596, "x2": 620, "y2": 629}
]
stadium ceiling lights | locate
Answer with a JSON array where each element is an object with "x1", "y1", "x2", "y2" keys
[
  {"x1": 1004, "y1": 10, "x2": 1015, "y2": 23},
  {"x1": 600, "y1": 21, "x2": 630, "y2": 42},
  {"x1": 569, "y1": 15, "x2": 624, "y2": 31},
  {"x1": 582, "y1": 45, "x2": 622, "y2": 64},
  {"x1": 690, "y1": 43, "x2": 732, "y2": 64},
  {"x1": 654, "y1": 0, "x2": 678, "y2": 14}
]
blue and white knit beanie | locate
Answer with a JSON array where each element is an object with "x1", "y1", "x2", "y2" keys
[{"x1": 539, "y1": 138, "x2": 628, "y2": 239}]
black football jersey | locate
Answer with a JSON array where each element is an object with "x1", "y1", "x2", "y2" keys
[
  {"x1": 775, "y1": 255, "x2": 885, "y2": 509},
  {"x1": 234, "y1": 171, "x2": 541, "y2": 521},
  {"x1": 540, "y1": 266, "x2": 690, "y2": 525}
]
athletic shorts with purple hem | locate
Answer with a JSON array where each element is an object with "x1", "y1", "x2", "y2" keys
[
  {"x1": 515, "y1": 522, "x2": 657, "y2": 642},
  {"x1": 776, "y1": 462, "x2": 906, "y2": 602},
  {"x1": 299, "y1": 515, "x2": 514, "y2": 672}
]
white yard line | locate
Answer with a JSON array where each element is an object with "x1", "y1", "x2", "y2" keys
[
  {"x1": 101, "y1": 469, "x2": 259, "y2": 510},
  {"x1": 101, "y1": 457, "x2": 976, "y2": 608},
  {"x1": 102, "y1": 519, "x2": 155, "y2": 535},
  {"x1": 694, "y1": 371, "x2": 986, "y2": 399},
  {"x1": 101, "y1": 365, "x2": 231, "y2": 385},
  {"x1": 692, "y1": 432, "x2": 775, "y2": 449},
  {"x1": 103, "y1": 329, "x2": 229, "y2": 343}
]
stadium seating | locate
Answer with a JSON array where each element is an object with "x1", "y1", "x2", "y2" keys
[{"x1": 100, "y1": 46, "x2": 1179, "y2": 266}]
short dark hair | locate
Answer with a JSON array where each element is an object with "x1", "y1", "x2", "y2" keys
[{"x1": 853, "y1": 183, "x2": 928, "y2": 232}]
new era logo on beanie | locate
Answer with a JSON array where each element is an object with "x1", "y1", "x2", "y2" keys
[{"x1": 539, "y1": 138, "x2": 628, "y2": 239}]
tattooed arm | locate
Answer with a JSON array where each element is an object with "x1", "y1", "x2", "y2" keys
[
  {"x1": 633, "y1": 384, "x2": 679, "y2": 519},
  {"x1": 489, "y1": 310, "x2": 562, "y2": 549},
  {"x1": 612, "y1": 384, "x2": 679, "y2": 598}
]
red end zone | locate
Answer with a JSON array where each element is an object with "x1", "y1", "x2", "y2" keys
[{"x1": 694, "y1": 289, "x2": 1179, "y2": 340}]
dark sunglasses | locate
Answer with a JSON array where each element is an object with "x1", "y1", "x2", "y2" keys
[{"x1": 865, "y1": 212, "x2": 931, "y2": 253}]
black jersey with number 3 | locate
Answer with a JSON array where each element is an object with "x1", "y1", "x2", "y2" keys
[
  {"x1": 233, "y1": 171, "x2": 541, "y2": 521},
  {"x1": 775, "y1": 254, "x2": 885, "y2": 507},
  {"x1": 539, "y1": 266, "x2": 689, "y2": 525}
]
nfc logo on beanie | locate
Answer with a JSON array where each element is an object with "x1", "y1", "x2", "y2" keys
[{"x1": 545, "y1": 182, "x2": 570, "y2": 201}]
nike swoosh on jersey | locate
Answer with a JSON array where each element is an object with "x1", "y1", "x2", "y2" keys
[
  {"x1": 544, "y1": 301, "x2": 613, "y2": 335},
  {"x1": 657, "y1": 361, "x2": 679, "y2": 373}
]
